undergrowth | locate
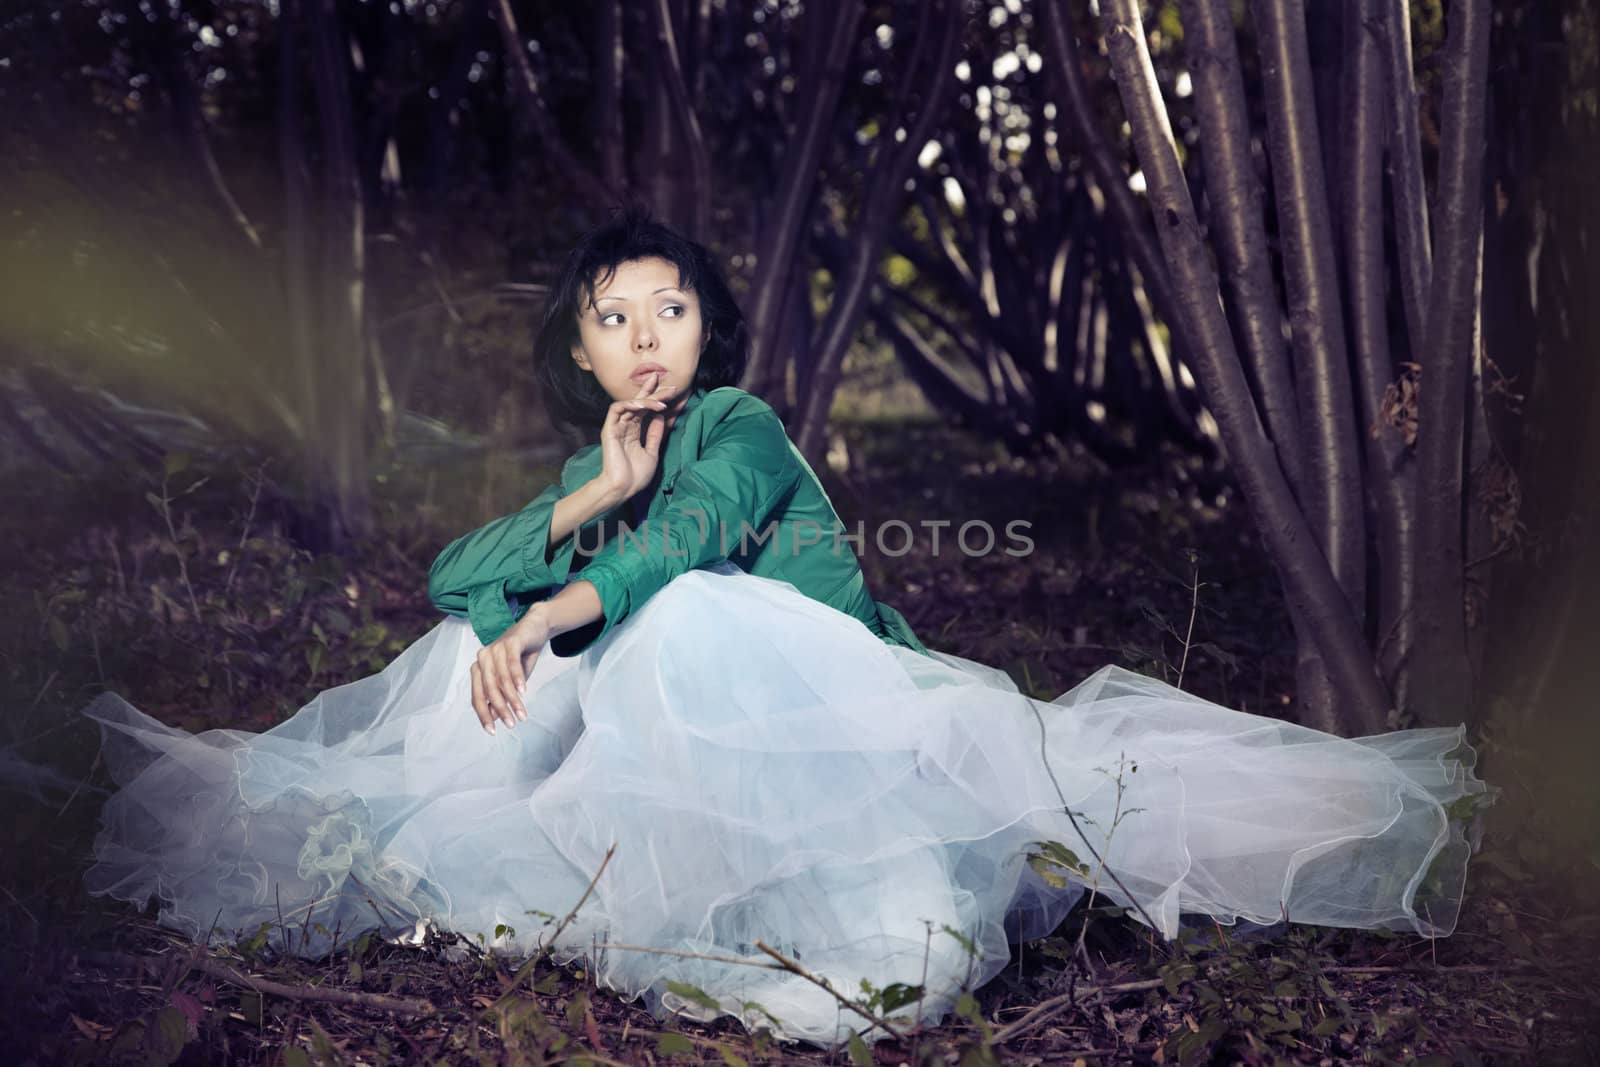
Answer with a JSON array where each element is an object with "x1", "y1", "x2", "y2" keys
[{"x1": 1, "y1": 420, "x2": 1596, "y2": 1065}]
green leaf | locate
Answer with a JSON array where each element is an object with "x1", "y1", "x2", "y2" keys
[
  {"x1": 144, "y1": 1006, "x2": 190, "y2": 1066},
  {"x1": 353, "y1": 623, "x2": 388, "y2": 647},
  {"x1": 1162, "y1": 961, "x2": 1196, "y2": 995},
  {"x1": 955, "y1": 992, "x2": 983, "y2": 1026},
  {"x1": 163, "y1": 452, "x2": 191, "y2": 478},
  {"x1": 958, "y1": 1041, "x2": 1002, "y2": 1067},
  {"x1": 308, "y1": 1020, "x2": 338, "y2": 1063},
  {"x1": 280, "y1": 1047, "x2": 312, "y2": 1067},
  {"x1": 655, "y1": 1032, "x2": 695, "y2": 1058},
  {"x1": 665, "y1": 980, "x2": 722, "y2": 1013},
  {"x1": 1027, "y1": 853, "x2": 1068, "y2": 889},
  {"x1": 941, "y1": 923, "x2": 979, "y2": 959},
  {"x1": 879, "y1": 982, "x2": 923, "y2": 1014},
  {"x1": 847, "y1": 1031, "x2": 873, "y2": 1067},
  {"x1": 718, "y1": 1044, "x2": 751, "y2": 1067},
  {"x1": 565, "y1": 990, "x2": 589, "y2": 1029},
  {"x1": 1029, "y1": 840, "x2": 1091, "y2": 879},
  {"x1": 740, "y1": 999, "x2": 785, "y2": 1030},
  {"x1": 533, "y1": 971, "x2": 560, "y2": 996},
  {"x1": 47, "y1": 616, "x2": 69, "y2": 652},
  {"x1": 239, "y1": 991, "x2": 263, "y2": 1027}
]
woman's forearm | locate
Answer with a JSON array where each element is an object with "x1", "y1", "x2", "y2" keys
[
  {"x1": 528, "y1": 580, "x2": 604, "y2": 637},
  {"x1": 548, "y1": 478, "x2": 624, "y2": 548}
]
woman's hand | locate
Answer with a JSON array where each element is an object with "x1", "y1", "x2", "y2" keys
[
  {"x1": 470, "y1": 606, "x2": 552, "y2": 735},
  {"x1": 595, "y1": 372, "x2": 678, "y2": 503}
]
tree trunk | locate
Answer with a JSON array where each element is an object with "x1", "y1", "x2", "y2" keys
[
  {"x1": 278, "y1": 0, "x2": 325, "y2": 541},
  {"x1": 595, "y1": 0, "x2": 626, "y2": 193},
  {"x1": 1381, "y1": 0, "x2": 1432, "y2": 356},
  {"x1": 1097, "y1": 0, "x2": 1389, "y2": 734},
  {"x1": 308, "y1": 0, "x2": 373, "y2": 546},
  {"x1": 1040, "y1": 2, "x2": 1200, "y2": 377},
  {"x1": 1178, "y1": 0, "x2": 1305, "y2": 492},
  {"x1": 1343, "y1": 0, "x2": 1416, "y2": 711},
  {"x1": 1250, "y1": 0, "x2": 1368, "y2": 726},
  {"x1": 645, "y1": 0, "x2": 711, "y2": 237},
  {"x1": 740, "y1": 0, "x2": 863, "y2": 399},
  {"x1": 1411, "y1": 0, "x2": 1492, "y2": 727},
  {"x1": 792, "y1": 3, "x2": 961, "y2": 461}
]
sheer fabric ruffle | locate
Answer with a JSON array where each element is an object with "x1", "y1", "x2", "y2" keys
[{"x1": 85, "y1": 563, "x2": 1492, "y2": 1043}]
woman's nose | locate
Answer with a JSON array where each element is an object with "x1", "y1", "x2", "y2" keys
[{"x1": 633, "y1": 324, "x2": 657, "y2": 351}]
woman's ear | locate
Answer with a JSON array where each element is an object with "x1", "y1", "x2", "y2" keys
[{"x1": 571, "y1": 344, "x2": 591, "y2": 372}]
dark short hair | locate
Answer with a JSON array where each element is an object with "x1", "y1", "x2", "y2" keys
[{"x1": 533, "y1": 211, "x2": 748, "y2": 429}]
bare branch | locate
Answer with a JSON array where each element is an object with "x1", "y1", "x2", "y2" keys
[{"x1": 492, "y1": 0, "x2": 619, "y2": 216}]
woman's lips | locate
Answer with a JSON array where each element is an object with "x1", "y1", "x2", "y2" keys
[{"x1": 631, "y1": 363, "x2": 668, "y2": 382}]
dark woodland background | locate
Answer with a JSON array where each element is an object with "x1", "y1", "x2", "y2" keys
[{"x1": 1, "y1": 0, "x2": 1598, "y2": 1063}]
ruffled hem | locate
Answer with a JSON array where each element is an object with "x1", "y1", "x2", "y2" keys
[{"x1": 84, "y1": 563, "x2": 1495, "y2": 1044}]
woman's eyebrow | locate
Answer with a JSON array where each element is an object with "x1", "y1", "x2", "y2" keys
[{"x1": 594, "y1": 286, "x2": 687, "y2": 304}]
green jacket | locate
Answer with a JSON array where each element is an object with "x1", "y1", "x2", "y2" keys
[{"x1": 427, "y1": 386, "x2": 928, "y2": 658}]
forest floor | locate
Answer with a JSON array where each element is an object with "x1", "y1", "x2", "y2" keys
[{"x1": 1, "y1": 415, "x2": 1597, "y2": 1065}]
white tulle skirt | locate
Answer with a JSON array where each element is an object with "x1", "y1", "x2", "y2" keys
[{"x1": 84, "y1": 563, "x2": 1492, "y2": 1043}]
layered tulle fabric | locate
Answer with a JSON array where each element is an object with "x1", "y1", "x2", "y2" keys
[{"x1": 85, "y1": 563, "x2": 1492, "y2": 1043}]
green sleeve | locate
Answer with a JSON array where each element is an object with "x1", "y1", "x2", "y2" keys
[
  {"x1": 427, "y1": 480, "x2": 586, "y2": 646},
  {"x1": 551, "y1": 395, "x2": 801, "y2": 657}
]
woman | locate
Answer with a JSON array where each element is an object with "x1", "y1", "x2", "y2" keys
[{"x1": 85, "y1": 214, "x2": 1493, "y2": 1044}]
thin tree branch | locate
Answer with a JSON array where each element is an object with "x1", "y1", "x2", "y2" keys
[
  {"x1": 492, "y1": 0, "x2": 619, "y2": 216},
  {"x1": 1039, "y1": 2, "x2": 1198, "y2": 375}
]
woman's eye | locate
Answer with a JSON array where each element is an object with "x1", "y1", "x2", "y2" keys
[
  {"x1": 600, "y1": 312, "x2": 625, "y2": 326},
  {"x1": 660, "y1": 304, "x2": 685, "y2": 319}
]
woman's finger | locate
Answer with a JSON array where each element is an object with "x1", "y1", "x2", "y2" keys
[
  {"x1": 484, "y1": 648, "x2": 514, "y2": 729},
  {"x1": 493, "y1": 644, "x2": 525, "y2": 723},
  {"x1": 469, "y1": 661, "x2": 493, "y2": 735},
  {"x1": 477, "y1": 650, "x2": 505, "y2": 730},
  {"x1": 644, "y1": 412, "x2": 665, "y2": 456}
]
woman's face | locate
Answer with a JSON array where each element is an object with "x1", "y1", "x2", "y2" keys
[{"x1": 571, "y1": 256, "x2": 704, "y2": 410}]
